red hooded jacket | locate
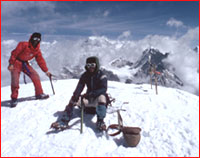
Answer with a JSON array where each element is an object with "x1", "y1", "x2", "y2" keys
[{"x1": 9, "y1": 37, "x2": 48, "y2": 72}]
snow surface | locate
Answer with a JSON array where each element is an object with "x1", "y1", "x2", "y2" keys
[{"x1": 1, "y1": 79, "x2": 199, "y2": 157}]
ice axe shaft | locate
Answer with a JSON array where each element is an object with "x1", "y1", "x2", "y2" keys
[
  {"x1": 49, "y1": 74, "x2": 55, "y2": 95},
  {"x1": 80, "y1": 95, "x2": 84, "y2": 134}
]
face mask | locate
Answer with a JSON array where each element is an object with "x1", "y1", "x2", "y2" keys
[{"x1": 31, "y1": 37, "x2": 41, "y2": 48}]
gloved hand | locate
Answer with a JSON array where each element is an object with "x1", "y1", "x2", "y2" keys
[
  {"x1": 46, "y1": 71, "x2": 52, "y2": 77},
  {"x1": 8, "y1": 64, "x2": 14, "y2": 71},
  {"x1": 71, "y1": 95, "x2": 79, "y2": 103}
]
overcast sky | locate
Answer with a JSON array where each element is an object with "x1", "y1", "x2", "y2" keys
[{"x1": 1, "y1": 1, "x2": 199, "y2": 43}]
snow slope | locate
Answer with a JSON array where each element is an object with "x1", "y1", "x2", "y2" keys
[{"x1": 1, "y1": 79, "x2": 199, "y2": 157}]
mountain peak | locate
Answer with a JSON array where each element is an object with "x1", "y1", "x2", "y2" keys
[
  {"x1": 133, "y1": 48, "x2": 183, "y2": 87},
  {"x1": 135, "y1": 48, "x2": 169, "y2": 69},
  {"x1": 110, "y1": 57, "x2": 134, "y2": 68},
  {"x1": 143, "y1": 47, "x2": 162, "y2": 55}
]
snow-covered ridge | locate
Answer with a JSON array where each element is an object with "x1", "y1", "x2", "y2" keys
[{"x1": 1, "y1": 79, "x2": 199, "y2": 157}]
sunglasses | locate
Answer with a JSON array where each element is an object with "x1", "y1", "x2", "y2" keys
[
  {"x1": 86, "y1": 63, "x2": 96, "y2": 68},
  {"x1": 33, "y1": 37, "x2": 41, "y2": 42}
]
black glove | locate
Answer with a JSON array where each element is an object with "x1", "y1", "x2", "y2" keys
[{"x1": 71, "y1": 95, "x2": 79, "y2": 103}]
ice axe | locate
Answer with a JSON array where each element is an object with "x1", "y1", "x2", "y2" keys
[
  {"x1": 80, "y1": 95, "x2": 85, "y2": 134},
  {"x1": 49, "y1": 74, "x2": 56, "y2": 95}
]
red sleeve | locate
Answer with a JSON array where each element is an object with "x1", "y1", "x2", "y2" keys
[
  {"x1": 35, "y1": 51, "x2": 48, "y2": 72},
  {"x1": 9, "y1": 42, "x2": 24, "y2": 65}
]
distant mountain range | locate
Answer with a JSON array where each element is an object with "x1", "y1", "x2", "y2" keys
[
  {"x1": 59, "y1": 47, "x2": 184, "y2": 90},
  {"x1": 1, "y1": 36, "x2": 198, "y2": 95}
]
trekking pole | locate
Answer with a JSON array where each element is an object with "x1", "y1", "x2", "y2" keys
[
  {"x1": 155, "y1": 74, "x2": 158, "y2": 95},
  {"x1": 153, "y1": 65, "x2": 161, "y2": 95},
  {"x1": 150, "y1": 67, "x2": 153, "y2": 89},
  {"x1": 80, "y1": 95, "x2": 84, "y2": 134},
  {"x1": 152, "y1": 64, "x2": 157, "y2": 95},
  {"x1": 49, "y1": 74, "x2": 55, "y2": 95},
  {"x1": 149, "y1": 55, "x2": 152, "y2": 89}
]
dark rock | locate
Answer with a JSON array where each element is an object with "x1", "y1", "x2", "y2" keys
[{"x1": 101, "y1": 68, "x2": 120, "y2": 82}]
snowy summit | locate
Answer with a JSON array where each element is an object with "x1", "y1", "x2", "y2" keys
[{"x1": 1, "y1": 79, "x2": 199, "y2": 157}]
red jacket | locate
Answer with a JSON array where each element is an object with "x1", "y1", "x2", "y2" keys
[{"x1": 9, "y1": 40, "x2": 48, "y2": 72}]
